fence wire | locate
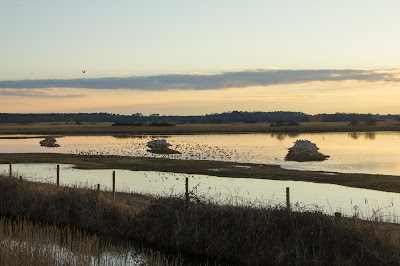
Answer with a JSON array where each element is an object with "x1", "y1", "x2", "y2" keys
[{"x1": 2, "y1": 163, "x2": 400, "y2": 223}]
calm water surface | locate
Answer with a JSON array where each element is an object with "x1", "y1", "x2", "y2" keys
[
  {"x1": 1, "y1": 163, "x2": 399, "y2": 221},
  {"x1": 0, "y1": 132, "x2": 399, "y2": 175}
]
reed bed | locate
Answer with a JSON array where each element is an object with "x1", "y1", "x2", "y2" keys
[
  {"x1": 0, "y1": 174, "x2": 399, "y2": 265},
  {"x1": 0, "y1": 216, "x2": 182, "y2": 265},
  {"x1": 133, "y1": 196, "x2": 400, "y2": 265}
]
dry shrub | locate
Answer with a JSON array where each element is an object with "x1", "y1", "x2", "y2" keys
[
  {"x1": 132, "y1": 197, "x2": 400, "y2": 265},
  {"x1": 0, "y1": 176, "x2": 135, "y2": 237}
]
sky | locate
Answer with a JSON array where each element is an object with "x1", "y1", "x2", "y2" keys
[{"x1": 1, "y1": 0, "x2": 399, "y2": 115}]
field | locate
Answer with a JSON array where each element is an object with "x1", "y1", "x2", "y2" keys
[{"x1": 0, "y1": 121, "x2": 399, "y2": 135}]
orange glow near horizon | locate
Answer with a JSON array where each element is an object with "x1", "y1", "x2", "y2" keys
[{"x1": 1, "y1": 80, "x2": 399, "y2": 115}]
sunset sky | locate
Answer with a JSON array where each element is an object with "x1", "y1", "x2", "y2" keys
[{"x1": 1, "y1": 1, "x2": 399, "y2": 115}]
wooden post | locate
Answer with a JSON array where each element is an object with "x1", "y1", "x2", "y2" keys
[
  {"x1": 286, "y1": 187, "x2": 290, "y2": 212},
  {"x1": 112, "y1": 171, "x2": 116, "y2": 200},
  {"x1": 334, "y1": 212, "x2": 342, "y2": 221},
  {"x1": 185, "y1": 177, "x2": 189, "y2": 208},
  {"x1": 9, "y1": 162, "x2": 12, "y2": 178},
  {"x1": 57, "y1": 165, "x2": 60, "y2": 187}
]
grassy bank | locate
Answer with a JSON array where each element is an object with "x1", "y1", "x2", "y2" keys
[
  {"x1": 0, "y1": 174, "x2": 399, "y2": 265},
  {"x1": 0, "y1": 121, "x2": 399, "y2": 135},
  {"x1": 1, "y1": 153, "x2": 400, "y2": 193}
]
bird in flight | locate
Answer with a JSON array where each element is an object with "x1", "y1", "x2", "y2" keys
[{"x1": 82, "y1": 70, "x2": 86, "y2": 73}]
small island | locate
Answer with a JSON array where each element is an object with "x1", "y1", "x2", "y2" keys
[
  {"x1": 39, "y1": 137, "x2": 60, "y2": 147},
  {"x1": 285, "y1": 139, "x2": 329, "y2": 162},
  {"x1": 146, "y1": 139, "x2": 181, "y2": 154}
]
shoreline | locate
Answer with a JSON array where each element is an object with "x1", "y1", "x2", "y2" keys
[
  {"x1": 0, "y1": 121, "x2": 399, "y2": 136},
  {"x1": 1, "y1": 153, "x2": 400, "y2": 194}
]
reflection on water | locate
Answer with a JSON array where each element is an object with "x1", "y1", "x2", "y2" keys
[
  {"x1": 0, "y1": 132, "x2": 399, "y2": 175},
  {"x1": 348, "y1": 132, "x2": 360, "y2": 140},
  {"x1": 2, "y1": 163, "x2": 400, "y2": 222},
  {"x1": 270, "y1": 132, "x2": 300, "y2": 141},
  {"x1": 348, "y1": 132, "x2": 377, "y2": 140},
  {"x1": 111, "y1": 135, "x2": 171, "y2": 139},
  {"x1": 365, "y1": 132, "x2": 376, "y2": 140},
  {"x1": 3, "y1": 239, "x2": 144, "y2": 265}
]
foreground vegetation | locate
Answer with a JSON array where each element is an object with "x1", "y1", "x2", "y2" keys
[
  {"x1": 0, "y1": 217, "x2": 180, "y2": 265},
  {"x1": 2, "y1": 153, "x2": 400, "y2": 193},
  {"x1": 0, "y1": 174, "x2": 400, "y2": 265},
  {"x1": 0, "y1": 121, "x2": 399, "y2": 135}
]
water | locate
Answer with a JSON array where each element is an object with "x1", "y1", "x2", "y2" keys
[
  {"x1": 2, "y1": 163, "x2": 399, "y2": 222},
  {"x1": 0, "y1": 132, "x2": 399, "y2": 176},
  {"x1": 2, "y1": 238, "x2": 145, "y2": 265}
]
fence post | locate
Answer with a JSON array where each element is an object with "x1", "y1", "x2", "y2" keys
[
  {"x1": 57, "y1": 165, "x2": 60, "y2": 187},
  {"x1": 286, "y1": 187, "x2": 291, "y2": 212},
  {"x1": 9, "y1": 162, "x2": 12, "y2": 178},
  {"x1": 185, "y1": 177, "x2": 189, "y2": 208},
  {"x1": 112, "y1": 171, "x2": 116, "y2": 200},
  {"x1": 334, "y1": 212, "x2": 342, "y2": 222}
]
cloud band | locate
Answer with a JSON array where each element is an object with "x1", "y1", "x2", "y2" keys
[{"x1": 0, "y1": 69, "x2": 398, "y2": 91}]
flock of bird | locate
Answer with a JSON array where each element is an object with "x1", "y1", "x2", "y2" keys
[
  {"x1": 62, "y1": 135, "x2": 289, "y2": 200},
  {"x1": 69, "y1": 137, "x2": 266, "y2": 163}
]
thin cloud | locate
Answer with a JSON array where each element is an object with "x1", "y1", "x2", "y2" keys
[
  {"x1": 0, "y1": 89, "x2": 87, "y2": 98},
  {"x1": 0, "y1": 69, "x2": 399, "y2": 91}
]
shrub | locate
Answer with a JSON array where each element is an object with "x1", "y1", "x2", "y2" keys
[
  {"x1": 148, "y1": 122, "x2": 175, "y2": 127},
  {"x1": 270, "y1": 120, "x2": 286, "y2": 127},
  {"x1": 348, "y1": 121, "x2": 359, "y2": 126},
  {"x1": 286, "y1": 121, "x2": 300, "y2": 126},
  {"x1": 271, "y1": 120, "x2": 300, "y2": 127},
  {"x1": 111, "y1": 122, "x2": 145, "y2": 126},
  {"x1": 365, "y1": 119, "x2": 377, "y2": 126},
  {"x1": 132, "y1": 197, "x2": 400, "y2": 265}
]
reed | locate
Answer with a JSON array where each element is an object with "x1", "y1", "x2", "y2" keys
[
  {"x1": 133, "y1": 196, "x2": 400, "y2": 265},
  {"x1": 0, "y1": 175, "x2": 137, "y2": 237},
  {"x1": 0, "y1": 216, "x2": 182, "y2": 266}
]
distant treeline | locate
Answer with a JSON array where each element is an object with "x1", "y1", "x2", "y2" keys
[
  {"x1": 111, "y1": 122, "x2": 175, "y2": 127},
  {"x1": 0, "y1": 111, "x2": 399, "y2": 124}
]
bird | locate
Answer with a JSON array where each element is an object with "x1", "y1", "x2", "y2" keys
[{"x1": 82, "y1": 70, "x2": 86, "y2": 73}]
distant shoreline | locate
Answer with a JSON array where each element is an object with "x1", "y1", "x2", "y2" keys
[{"x1": 0, "y1": 121, "x2": 399, "y2": 136}]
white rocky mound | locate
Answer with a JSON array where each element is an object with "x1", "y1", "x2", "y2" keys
[{"x1": 285, "y1": 139, "x2": 329, "y2": 162}]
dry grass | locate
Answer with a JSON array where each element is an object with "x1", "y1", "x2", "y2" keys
[
  {"x1": 0, "y1": 174, "x2": 400, "y2": 265},
  {"x1": 0, "y1": 216, "x2": 182, "y2": 265},
  {"x1": 134, "y1": 197, "x2": 400, "y2": 265},
  {"x1": 0, "y1": 121, "x2": 398, "y2": 135},
  {"x1": 0, "y1": 176, "x2": 137, "y2": 236}
]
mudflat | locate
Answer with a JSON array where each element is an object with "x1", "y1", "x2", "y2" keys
[{"x1": 1, "y1": 153, "x2": 400, "y2": 193}]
